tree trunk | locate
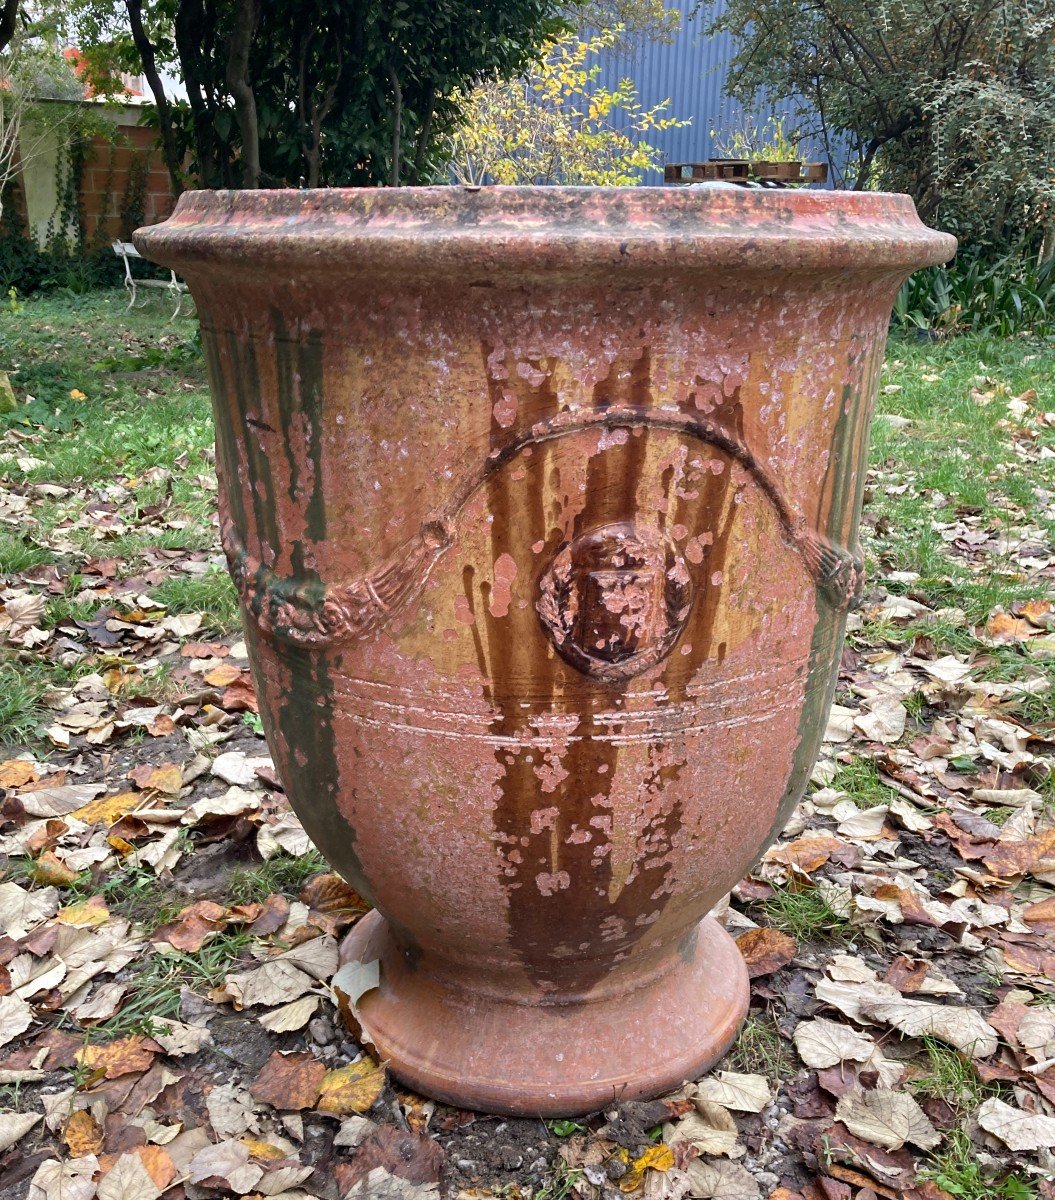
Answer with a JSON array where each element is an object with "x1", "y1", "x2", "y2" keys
[
  {"x1": 853, "y1": 138, "x2": 881, "y2": 191},
  {"x1": 0, "y1": 0, "x2": 18, "y2": 56},
  {"x1": 175, "y1": 0, "x2": 220, "y2": 188},
  {"x1": 411, "y1": 85, "x2": 436, "y2": 184},
  {"x1": 388, "y1": 63, "x2": 402, "y2": 187},
  {"x1": 125, "y1": 0, "x2": 184, "y2": 197},
  {"x1": 226, "y1": 0, "x2": 261, "y2": 188}
]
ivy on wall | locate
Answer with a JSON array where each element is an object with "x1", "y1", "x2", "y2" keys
[{"x1": 0, "y1": 134, "x2": 158, "y2": 295}]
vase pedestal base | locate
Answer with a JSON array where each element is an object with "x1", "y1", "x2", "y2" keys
[{"x1": 338, "y1": 911, "x2": 749, "y2": 1117}]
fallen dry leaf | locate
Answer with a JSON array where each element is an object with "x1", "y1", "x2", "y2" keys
[
  {"x1": 816, "y1": 977, "x2": 998, "y2": 1058},
  {"x1": 835, "y1": 1089, "x2": 940, "y2": 1151},
  {"x1": 0, "y1": 759, "x2": 38, "y2": 788},
  {"x1": 683, "y1": 1157, "x2": 759, "y2": 1200},
  {"x1": 29, "y1": 851, "x2": 79, "y2": 887},
  {"x1": 695, "y1": 1072, "x2": 772, "y2": 1113},
  {"x1": 664, "y1": 1100, "x2": 740, "y2": 1158},
  {"x1": 978, "y1": 1096, "x2": 1055, "y2": 1152},
  {"x1": 70, "y1": 790, "x2": 143, "y2": 827},
  {"x1": 151, "y1": 1020, "x2": 211, "y2": 1057},
  {"x1": 984, "y1": 828, "x2": 1055, "y2": 879},
  {"x1": 0, "y1": 1109, "x2": 42, "y2": 1152},
  {"x1": 132, "y1": 1146, "x2": 177, "y2": 1191},
  {"x1": 250, "y1": 1049, "x2": 327, "y2": 1111},
  {"x1": 19, "y1": 783, "x2": 105, "y2": 820},
  {"x1": 151, "y1": 900, "x2": 227, "y2": 952},
  {"x1": 77, "y1": 1034, "x2": 159, "y2": 1079},
  {"x1": 258, "y1": 994, "x2": 320, "y2": 1033},
  {"x1": 793, "y1": 1016, "x2": 876, "y2": 1068},
  {"x1": 26, "y1": 1154, "x2": 99, "y2": 1200},
  {"x1": 766, "y1": 834, "x2": 852, "y2": 874},
  {"x1": 130, "y1": 762, "x2": 184, "y2": 795},
  {"x1": 619, "y1": 1143, "x2": 675, "y2": 1192},
  {"x1": 96, "y1": 1151, "x2": 162, "y2": 1200},
  {"x1": 203, "y1": 662, "x2": 243, "y2": 687},
  {"x1": 854, "y1": 696, "x2": 907, "y2": 744},
  {"x1": 735, "y1": 927, "x2": 797, "y2": 978},
  {"x1": 338, "y1": 1123, "x2": 444, "y2": 1193},
  {"x1": 317, "y1": 1058, "x2": 387, "y2": 1115},
  {"x1": 63, "y1": 1108, "x2": 104, "y2": 1157},
  {"x1": 188, "y1": 1138, "x2": 264, "y2": 1194},
  {"x1": 0, "y1": 994, "x2": 34, "y2": 1049},
  {"x1": 0, "y1": 882, "x2": 58, "y2": 939},
  {"x1": 342, "y1": 1168, "x2": 439, "y2": 1199},
  {"x1": 56, "y1": 896, "x2": 110, "y2": 928}
]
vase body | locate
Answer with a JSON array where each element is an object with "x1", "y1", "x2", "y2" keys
[{"x1": 136, "y1": 187, "x2": 953, "y2": 1116}]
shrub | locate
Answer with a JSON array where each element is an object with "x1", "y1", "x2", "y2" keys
[{"x1": 894, "y1": 249, "x2": 1055, "y2": 338}]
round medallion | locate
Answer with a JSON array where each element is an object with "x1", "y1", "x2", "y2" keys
[{"x1": 536, "y1": 522, "x2": 694, "y2": 682}]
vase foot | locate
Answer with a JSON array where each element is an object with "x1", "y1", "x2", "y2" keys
[{"x1": 337, "y1": 911, "x2": 749, "y2": 1117}]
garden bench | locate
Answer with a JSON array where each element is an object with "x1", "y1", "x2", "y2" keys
[{"x1": 112, "y1": 241, "x2": 188, "y2": 319}]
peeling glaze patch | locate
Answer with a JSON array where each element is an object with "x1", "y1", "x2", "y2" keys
[
  {"x1": 453, "y1": 595, "x2": 475, "y2": 625},
  {"x1": 530, "y1": 807, "x2": 560, "y2": 834},
  {"x1": 536, "y1": 870, "x2": 571, "y2": 897},
  {"x1": 488, "y1": 553, "x2": 518, "y2": 618},
  {"x1": 493, "y1": 390, "x2": 518, "y2": 428}
]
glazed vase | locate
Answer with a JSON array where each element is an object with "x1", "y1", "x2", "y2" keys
[{"x1": 136, "y1": 187, "x2": 953, "y2": 1116}]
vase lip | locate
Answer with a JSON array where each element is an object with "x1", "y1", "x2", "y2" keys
[{"x1": 134, "y1": 184, "x2": 956, "y2": 278}]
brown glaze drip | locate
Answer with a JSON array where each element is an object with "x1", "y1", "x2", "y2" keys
[{"x1": 472, "y1": 344, "x2": 745, "y2": 994}]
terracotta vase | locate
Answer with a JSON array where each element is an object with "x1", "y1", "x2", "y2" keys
[{"x1": 136, "y1": 187, "x2": 953, "y2": 1116}]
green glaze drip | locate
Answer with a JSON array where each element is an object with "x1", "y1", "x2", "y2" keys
[{"x1": 755, "y1": 350, "x2": 871, "y2": 857}]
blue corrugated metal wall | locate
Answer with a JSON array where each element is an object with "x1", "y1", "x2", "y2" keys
[{"x1": 593, "y1": 0, "x2": 823, "y2": 180}]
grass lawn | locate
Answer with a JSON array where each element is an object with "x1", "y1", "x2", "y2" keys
[{"x1": 0, "y1": 288, "x2": 1053, "y2": 1199}]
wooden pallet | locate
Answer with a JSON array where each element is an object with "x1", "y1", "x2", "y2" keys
[{"x1": 664, "y1": 160, "x2": 829, "y2": 186}]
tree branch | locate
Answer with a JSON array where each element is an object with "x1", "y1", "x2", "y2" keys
[
  {"x1": 411, "y1": 83, "x2": 436, "y2": 182},
  {"x1": 0, "y1": 0, "x2": 18, "y2": 56},
  {"x1": 125, "y1": 0, "x2": 184, "y2": 196},
  {"x1": 176, "y1": 0, "x2": 220, "y2": 187},
  {"x1": 388, "y1": 61, "x2": 402, "y2": 186},
  {"x1": 226, "y1": 0, "x2": 261, "y2": 188}
]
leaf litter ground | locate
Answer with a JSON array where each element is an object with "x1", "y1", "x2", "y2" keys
[{"x1": 1, "y1": 292, "x2": 1054, "y2": 1199}]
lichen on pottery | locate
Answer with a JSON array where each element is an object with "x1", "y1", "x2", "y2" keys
[{"x1": 135, "y1": 186, "x2": 954, "y2": 1116}]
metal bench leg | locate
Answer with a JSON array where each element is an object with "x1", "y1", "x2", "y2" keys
[
  {"x1": 122, "y1": 254, "x2": 137, "y2": 309},
  {"x1": 169, "y1": 273, "x2": 185, "y2": 321}
]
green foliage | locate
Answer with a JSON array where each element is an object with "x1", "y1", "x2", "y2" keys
[
  {"x1": 93, "y1": 931, "x2": 255, "y2": 1039},
  {"x1": 119, "y1": 145, "x2": 149, "y2": 240},
  {"x1": 535, "y1": 1161, "x2": 586, "y2": 1200},
  {"x1": 72, "y1": 863, "x2": 185, "y2": 927},
  {"x1": 578, "y1": 0, "x2": 680, "y2": 42},
  {"x1": 710, "y1": 113, "x2": 804, "y2": 163},
  {"x1": 447, "y1": 29, "x2": 687, "y2": 185},
  {"x1": 895, "y1": 249, "x2": 1055, "y2": 338},
  {"x1": 1, "y1": 14, "x2": 84, "y2": 205},
  {"x1": 0, "y1": 660, "x2": 47, "y2": 743},
  {"x1": 0, "y1": 189, "x2": 49, "y2": 294},
  {"x1": 829, "y1": 756, "x2": 897, "y2": 808},
  {"x1": 922, "y1": 1128, "x2": 1036, "y2": 1200},
  {"x1": 151, "y1": 568, "x2": 239, "y2": 634},
  {"x1": 228, "y1": 849, "x2": 329, "y2": 904},
  {"x1": 909, "y1": 1038, "x2": 993, "y2": 1113},
  {"x1": 757, "y1": 885, "x2": 853, "y2": 943},
  {"x1": 707, "y1": 0, "x2": 1055, "y2": 254},
  {"x1": 728, "y1": 1011, "x2": 794, "y2": 1077},
  {"x1": 74, "y1": 0, "x2": 581, "y2": 189},
  {"x1": 547, "y1": 1119, "x2": 585, "y2": 1137},
  {"x1": 0, "y1": 135, "x2": 158, "y2": 298}
]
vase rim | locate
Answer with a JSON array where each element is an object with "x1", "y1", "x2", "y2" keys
[{"x1": 135, "y1": 185, "x2": 956, "y2": 278}]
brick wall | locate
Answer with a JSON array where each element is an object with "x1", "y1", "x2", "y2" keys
[{"x1": 79, "y1": 122, "x2": 176, "y2": 242}]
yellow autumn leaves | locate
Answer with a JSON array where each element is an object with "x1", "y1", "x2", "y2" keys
[{"x1": 448, "y1": 28, "x2": 687, "y2": 187}]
